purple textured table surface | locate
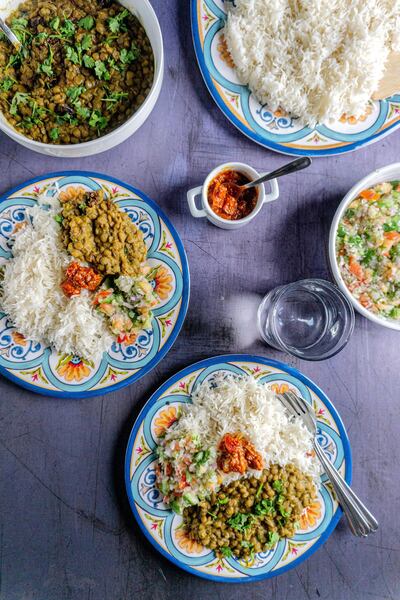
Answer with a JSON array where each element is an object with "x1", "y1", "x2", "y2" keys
[{"x1": 0, "y1": 2, "x2": 399, "y2": 600}]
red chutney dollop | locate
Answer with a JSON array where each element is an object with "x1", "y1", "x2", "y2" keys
[
  {"x1": 61, "y1": 262, "x2": 103, "y2": 297},
  {"x1": 218, "y1": 432, "x2": 264, "y2": 475},
  {"x1": 207, "y1": 169, "x2": 258, "y2": 220}
]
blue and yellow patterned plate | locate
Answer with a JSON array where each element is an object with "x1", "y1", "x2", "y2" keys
[
  {"x1": 0, "y1": 172, "x2": 189, "y2": 398},
  {"x1": 125, "y1": 354, "x2": 352, "y2": 582},
  {"x1": 191, "y1": 0, "x2": 400, "y2": 156}
]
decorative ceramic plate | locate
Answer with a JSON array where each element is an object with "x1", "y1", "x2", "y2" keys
[
  {"x1": 191, "y1": 0, "x2": 400, "y2": 156},
  {"x1": 0, "y1": 172, "x2": 189, "y2": 398},
  {"x1": 125, "y1": 354, "x2": 352, "y2": 582}
]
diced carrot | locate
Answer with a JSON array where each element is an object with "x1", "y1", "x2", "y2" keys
[
  {"x1": 384, "y1": 231, "x2": 400, "y2": 241},
  {"x1": 360, "y1": 188, "x2": 379, "y2": 201},
  {"x1": 348, "y1": 256, "x2": 364, "y2": 280},
  {"x1": 359, "y1": 293, "x2": 371, "y2": 308}
]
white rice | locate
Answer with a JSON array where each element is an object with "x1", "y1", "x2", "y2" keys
[
  {"x1": 224, "y1": 0, "x2": 400, "y2": 127},
  {"x1": 1, "y1": 194, "x2": 113, "y2": 361},
  {"x1": 175, "y1": 375, "x2": 321, "y2": 484}
]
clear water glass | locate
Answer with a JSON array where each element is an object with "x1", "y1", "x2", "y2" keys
[{"x1": 257, "y1": 279, "x2": 355, "y2": 361}]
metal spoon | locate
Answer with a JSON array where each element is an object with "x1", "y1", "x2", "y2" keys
[
  {"x1": 0, "y1": 17, "x2": 21, "y2": 49},
  {"x1": 239, "y1": 156, "x2": 312, "y2": 191}
]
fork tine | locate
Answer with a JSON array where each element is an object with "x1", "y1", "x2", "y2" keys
[
  {"x1": 277, "y1": 393, "x2": 297, "y2": 418},
  {"x1": 282, "y1": 391, "x2": 303, "y2": 417},
  {"x1": 286, "y1": 390, "x2": 308, "y2": 414}
]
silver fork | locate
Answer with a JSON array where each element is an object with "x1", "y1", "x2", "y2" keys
[{"x1": 279, "y1": 390, "x2": 378, "y2": 537}]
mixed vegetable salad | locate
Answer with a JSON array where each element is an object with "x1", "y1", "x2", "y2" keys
[{"x1": 336, "y1": 180, "x2": 400, "y2": 319}]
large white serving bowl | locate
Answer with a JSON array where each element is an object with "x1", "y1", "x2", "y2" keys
[
  {"x1": 329, "y1": 162, "x2": 400, "y2": 331},
  {"x1": 0, "y1": 0, "x2": 164, "y2": 157}
]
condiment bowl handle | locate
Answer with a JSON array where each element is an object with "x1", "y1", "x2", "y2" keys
[
  {"x1": 187, "y1": 186, "x2": 207, "y2": 218},
  {"x1": 262, "y1": 177, "x2": 279, "y2": 204}
]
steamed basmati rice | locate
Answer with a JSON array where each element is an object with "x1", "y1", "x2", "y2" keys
[
  {"x1": 172, "y1": 374, "x2": 321, "y2": 484},
  {"x1": 224, "y1": 0, "x2": 400, "y2": 127},
  {"x1": 0, "y1": 195, "x2": 113, "y2": 361}
]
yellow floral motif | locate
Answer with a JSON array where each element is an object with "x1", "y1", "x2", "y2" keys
[
  {"x1": 154, "y1": 266, "x2": 173, "y2": 300},
  {"x1": 175, "y1": 528, "x2": 204, "y2": 554},
  {"x1": 11, "y1": 331, "x2": 27, "y2": 346},
  {"x1": 270, "y1": 383, "x2": 290, "y2": 394},
  {"x1": 56, "y1": 354, "x2": 92, "y2": 382},
  {"x1": 154, "y1": 406, "x2": 178, "y2": 436},
  {"x1": 339, "y1": 105, "x2": 373, "y2": 125},
  {"x1": 300, "y1": 500, "x2": 322, "y2": 530}
]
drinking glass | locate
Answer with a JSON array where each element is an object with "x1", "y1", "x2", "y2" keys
[{"x1": 257, "y1": 279, "x2": 355, "y2": 360}]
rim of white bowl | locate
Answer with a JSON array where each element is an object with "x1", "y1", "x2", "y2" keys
[
  {"x1": 0, "y1": 0, "x2": 164, "y2": 154},
  {"x1": 329, "y1": 162, "x2": 400, "y2": 331}
]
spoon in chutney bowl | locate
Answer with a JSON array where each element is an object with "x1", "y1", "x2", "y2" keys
[
  {"x1": 236, "y1": 156, "x2": 312, "y2": 193},
  {"x1": 0, "y1": 18, "x2": 21, "y2": 49}
]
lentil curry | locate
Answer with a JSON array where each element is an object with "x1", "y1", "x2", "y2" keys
[
  {"x1": 184, "y1": 464, "x2": 316, "y2": 559},
  {"x1": 59, "y1": 187, "x2": 147, "y2": 276},
  {"x1": 0, "y1": 0, "x2": 154, "y2": 144}
]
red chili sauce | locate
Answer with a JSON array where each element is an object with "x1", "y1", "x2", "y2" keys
[
  {"x1": 207, "y1": 169, "x2": 258, "y2": 220},
  {"x1": 61, "y1": 261, "x2": 103, "y2": 297}
]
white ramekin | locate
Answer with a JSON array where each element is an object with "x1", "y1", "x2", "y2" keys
[
  {"x1": 186, "y1": 162, "x2": 279, "y2": 230},
  {"x1": 0, "y1": 0, "x2": 164, "y2": 157},
  {"x1": 329, "y1": 162, "x2": 400, "y2": 331}
]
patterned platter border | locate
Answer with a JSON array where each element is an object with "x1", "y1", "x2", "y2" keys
[
  {"x1": 125, "y1": 354, "x2": 352, "y2": 582},
  {"x1": 0, "y1": 171, "x2": 190, "y2": 398},
  {"x1": 191, "y1": 0, "x2": 400, "y2": 157}
]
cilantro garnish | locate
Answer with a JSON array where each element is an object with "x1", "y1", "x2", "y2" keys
[
  {"x1": 94, "y1": 60, "x2": 110, "y2": 80},
  {"x1": 9, "y1": 92, "x2": 30, "y2": 115},
  {"x1": 65, "y1": 46, "x2": 80, "y2": 65},
  {"x1": 81, "y1": 34, "x2": 92, "y2": 51},
  {"x1": 66, "y1": 86, "x2": 86, "y2": 103},
  {"x1": 227, "y1": 512, "x2": 254, "y2": 532},
  {"x1": 272, "y1": 480, "x2": 283, "y2": 493},
  {"x1": 0, "y1": 77, "x2": 15, "y2": 92},
  {"x1": 220, "y1": 546, "x2": 232, "y2": 558},
  {"x1": 108, "y1": 9, "x2": 129, "y2": 33},
  {"x1": 88, "y1": 109, "x2": 108, "y2": 130},
  {"x1": 120, "y1": 44, "x2": 139, "y2": 64},
  {"x1": 83, "y1": 54, "x2": 95, "y2": 68},
  {"x1": 102, "y1": 91, "x2": 128, "y2": 103},
  {"x1": 60, "y1": 19, "x2": 75, "y2": 38},
  {"x1": 78, "y1": 16, "x2": 94, "y2": 30},
  {"x1": 50, "y1": 127, "x2": 60, "y2": 141},
  {"x1": 38, "y1": 47, "x2": 54, "y2": 77}
]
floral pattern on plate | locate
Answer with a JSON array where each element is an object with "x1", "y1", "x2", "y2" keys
[
  {"x1": 125, "y1": 355, "x2": 352, "y2": 582},
  {"x1": 0, "y1": 172, "x2": 189, "y2": 398},
  {"x1": 191, "y1": 0, "x2": 400, "y2": 156}
]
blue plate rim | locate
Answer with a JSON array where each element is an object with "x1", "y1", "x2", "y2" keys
[
  {"x1": 124, "y1": 353, "x2": 353, "y2": 582},
  {"x1": 0, "y1": 170, "x2": 190, "y2": 399},
  {"x1": 190, "y1": 0, "x2": 400, "y2": 157}
]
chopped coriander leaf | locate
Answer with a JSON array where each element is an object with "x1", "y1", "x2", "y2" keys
[
  {"x1": 38, "y1": 47, "x2": 54, "y2": 77},
  {"x1": 272, "y1": 480, "x2": 283, "y2": 493},
  {"x1": 83, "y1": 54, "x2": 95, "y2": 68},
  {"x1": 49, "y1": 127, "x2": 60, "y2": 140},
  {"x1": 78, "y1": 15, "x2": 94, "y2": 30},
  {"x1": 107, "y1": 57, "x2": 123, "y2": 72},
  {"x1": 0, "y1": 77, "x2": 15, "y2": 92},
  {"x1": 66, "y1": 86, "x2": 86, "y2": 102},
  {"x1": 75, "y1": 103, "x2": 91, "y2": 120},
  {"x1": 255, "y1": 482, "x2": 264, "y2": 498},
  {"x1": 81, "y1": 34, "x2": 92, "y2": 51},
  {"x1": 194, "y1": 449, "x2": 210, "y2": 465},
  {"x1": 9, "y1": 92, "x2": 30, "y2": 115},
  {"x1": 220, "y1": 547, "x2": 232, "y2": 558},
  {"x1": 361, "y1": 248, "x2": 377, "y2": 266},
  {"x1": 102, "y1": 91, "x2": 128, "y2": 103},
  {"x1": 217, "y1": 497, "x2": 229, "y2": 505},
  {"x1": 254, "y1": 498, "x2": 275, "y2": 516},
  {"x1": 65, "y1": 46, "x2": 80, "y2": 65},
  {"x1": 60, "y1": 19, "x2": 75, "y2": 37},
  {"x1": 94, "y1": 60, "x2": 110, "y2": 80},
  {"x1": 88, "y1": 109, "x2": 108, "y2": 129},
  {"x1": 108, "y1": 8, "x2": 129, "y2": 33},
  {"x1": 50, "y1": 16, "x2": 60, "y2": 30},
  {"x1": 120, "y1": 45, "x2": 139, "y2": 64},
  {"x1": 34, "y1": 31, "x2": 48, "y2": 44},
  {"x1": 227, "y1": 512, "x2": 254, "y2": 532},
  {"x1": 268, "y1": 531, "x2": 280, "y2": 546},
  {"x1": 54, "y1": 213, "x2": 63, "y2": 224}
]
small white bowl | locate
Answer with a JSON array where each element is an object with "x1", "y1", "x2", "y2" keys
[
  {"x1": 186, "y1": 162, "x2": 279, "y2": 230},
  {"x1": 0, "y1": 0, "x2": 164, "y2": 157},
  {"x1": 329, "y1": 162, "x2": 400, "y2": 331}
]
